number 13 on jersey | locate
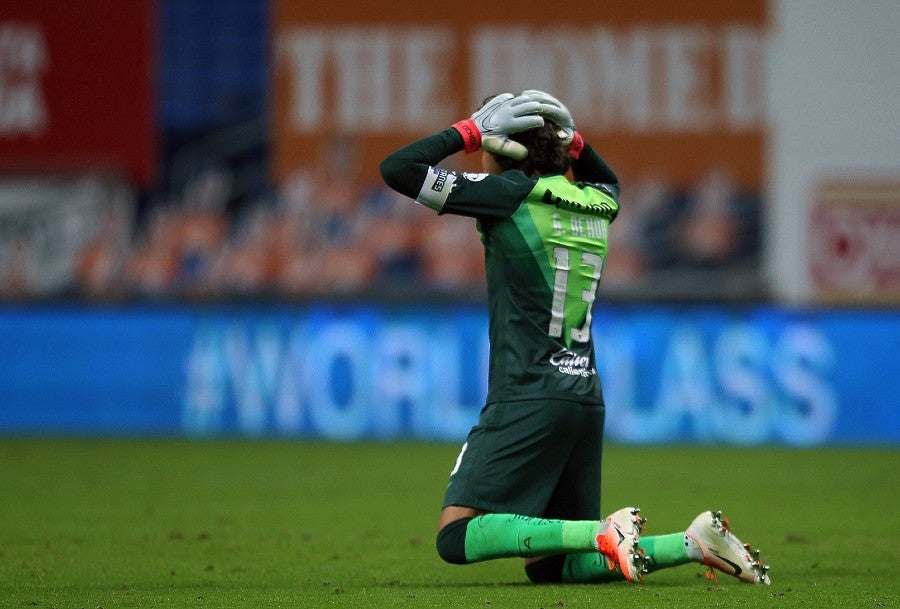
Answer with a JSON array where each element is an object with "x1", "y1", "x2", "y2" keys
[{"x1": 548, "y1": 246, "x2": 605, "y2": 344}]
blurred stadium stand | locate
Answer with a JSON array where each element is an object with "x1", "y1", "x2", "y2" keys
[{"x1": 0, "y1": 0, "x2": 767, "y2": 304}]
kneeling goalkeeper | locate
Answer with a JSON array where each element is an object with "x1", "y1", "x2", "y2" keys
[{"x1": 379, "y1": 90, "x2": 770, "y2": 585}]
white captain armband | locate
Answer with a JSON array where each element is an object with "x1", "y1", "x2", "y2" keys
[{"x1": 416, "y1": 166, "x2": 457, "y2": 212}]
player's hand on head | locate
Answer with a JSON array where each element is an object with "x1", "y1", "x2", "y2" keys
[
  {"x1": 481, "y1": 134, "x2": 528, "y2": 160},
  {"x1": 470, "y1": 93, "x2": 546, "y2": 160},
  {"x1": 521, "y1": 89, "x2": 575, "y2": 129},
  {"x1": 453, "y1": 93, "x2": 545, "y2": 159},
  {"x1": 522, "y1": 89, "x2": 576, "y2": 145},
  {"x1": 471, "y1": 93, "x2": 546, "y2": 137}
]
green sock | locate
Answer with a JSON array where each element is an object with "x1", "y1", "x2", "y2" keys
[
  {"x1": 562, "y1": 552, "x2": 618, "y2": 582},
  {"x1": 561, "y1": 533, "x2": 693, "y2": 583},
  {"x1": 464, "y1": 513, "x2": 598, "y2": 562},
  {"x1": 639, "y1": 532, "x2": 693, "y2": 573}
]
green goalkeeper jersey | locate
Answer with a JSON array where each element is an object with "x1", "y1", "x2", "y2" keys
[{"x1": 381, "y1": 129, "x2": 620, "y2": 406}]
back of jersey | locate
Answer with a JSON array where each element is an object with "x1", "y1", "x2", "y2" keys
[{"x1": 479, "y1": 174, "x2": 619, "y2": 406}]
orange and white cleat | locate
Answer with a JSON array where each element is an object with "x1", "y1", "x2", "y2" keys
[
  {"x1": 595, "y1": 507, "x2": 648, "y2": 583},
  {"x1": 686, "y1": 510, "x2": 771, "y2": 585}
]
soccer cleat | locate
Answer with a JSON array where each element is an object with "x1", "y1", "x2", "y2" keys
[
  {"x1": 595, "y1": 507, "x2": 648, "y2": 583},
  {"x1": 686, "y1": 510, "x2": 771, "y2": 585}
]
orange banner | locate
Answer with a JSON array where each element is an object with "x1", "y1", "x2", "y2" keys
[{"x1": 272, "y1": 1, "x2": 768, "y2": 187}]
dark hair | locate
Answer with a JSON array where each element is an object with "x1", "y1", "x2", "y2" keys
[{"x1": 491, "y1": 121, "x2": 571, "y2": 176}]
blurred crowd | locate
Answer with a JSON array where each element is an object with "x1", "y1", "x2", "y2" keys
[
  {"x1": 0, "y1": 152, "x2": 760, "y2": 303},
  {"x1": 107, "y1": 165, "x2": 486, "y2": 301}
]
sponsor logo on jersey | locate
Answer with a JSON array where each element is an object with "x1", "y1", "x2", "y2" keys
[
  {"x1": 549, "y1": 349, "x2": 596, "y2": 378},
  {"x1": 462, "y1": 172, "x2": 489, "y2": 182},
  {"x1": 417, "y1": 166, "x2": 457, "y2": 211},
  {"x1": 431, "y1": 168, "x2": 450, "y2": 191},
  {"x1": 541, "y1": 188, "x2": 616, "y2": 218}
]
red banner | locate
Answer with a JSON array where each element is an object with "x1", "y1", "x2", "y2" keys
[
  {"x1": 0, "y1": 0, "x2": 156, "y2": 184},
  {"x1": 272, "y1": 1, "x2": 768, "y2": 187}
]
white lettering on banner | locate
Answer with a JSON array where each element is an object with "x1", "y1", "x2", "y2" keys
[
  {"x1": 275, "y1": 326, "x2": 305, "y2": 433},
  {"x1": 224, "y1": 323, "x2": 282, "y2": 435},
  {"x1": 305, "y1": 322, "x2": 370, "y2": 440},
  {"x1": 372, "y1": 325, "x2": 474, "y2": 440},
  {"x1": 278, "y1": 29, "x2": 326, "y2": 131},
  {"x1": 276, "y1": 25, "x2": 764, "y2": 135},
  {"x1": 662, "y1": 27, "x2": 714, "y2": 130},
  {"x1": 277, "y1": 27, "x2": 454, "y2": 131},
  {"x1": 599, "y1": 322, "x2": 838, "y2": 446},
  {"x1": 771, "y1": 325, "x2": 837, "y2": 445},
  {"x1": 376, "y1": 325, "x2": 429, "y2": 437},
  {"x1": 182, "y1": 318, "x2": 488, "y2": 440},
  {"x1": 333, "y1": 29, "x2": 392, "y2": 130},
  {"x1": 0, "y1": 23, "x2": 48, "y2": 135},
  {"x1": 182, "y1": 314, "x2": 837, "y2": 445},
  {"x1": 183, "y1": 323, "x2": 228, "y2": 435},
  {"x1": 725, "y1": 27, "x2": 766, "y2": 129},
  {"x1": 713, "y1": 325, "x2": 775, "y2": 444},
  {"x1": 430, "y1": 326, "x2": 486, "y2": 440},
  {"x1": 468, "y1": 26, "x2": 766, "y2": 133},
  {"x1": 588, "y1": 28, "x2": 652, "y2": 131}
]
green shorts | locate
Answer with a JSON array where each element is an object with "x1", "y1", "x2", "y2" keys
[{"x1": 442, "y1": 399, "x2": 605, "y2": 520}]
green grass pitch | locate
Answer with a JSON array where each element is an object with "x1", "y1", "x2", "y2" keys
[{"x1": 1, "y1": 439, "x2": 897, "y2": 608}]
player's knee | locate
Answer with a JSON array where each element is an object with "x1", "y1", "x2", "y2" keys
[
  {"x1": 525, "y1": 555, "x2": 566, "y2": 583},
  {"x1": 435, "y1": 517, "x2": 472, "y2": 564}
]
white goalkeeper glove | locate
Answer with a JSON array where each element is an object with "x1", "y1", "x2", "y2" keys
[
  {"x1": 452, "y1": 93, "x2": 545, "y2": 160},
  {"x1": 472, "y1": 93, "x2": 545, "y2": 136},
  {"x1": 522, "y1": 89, "x2": 576, "y2": 145}
]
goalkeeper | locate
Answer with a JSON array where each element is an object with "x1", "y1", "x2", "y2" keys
[{"x1": 380, "y1": 91, "x2": 770, "y2": 585}]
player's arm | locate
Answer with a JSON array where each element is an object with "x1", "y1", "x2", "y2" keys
[
  {"x1": 380, "y1": 129, "x2": 536, "y2": 219},
  {"x1": 570, "y1": 137, "x2": 620, "y2": 200},
  {"x1": 381, "y1": 92, "x2": 545, "y2": 197},
  {"x1": 379, "y1": 128, "x2": 462, "y2": 201},
  {"x1": 381, "y1": 93, "x2": 546, "y2": 218}
]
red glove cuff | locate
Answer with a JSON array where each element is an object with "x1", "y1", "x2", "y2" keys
[
  {"x1": 569, "y1": 131, "x2": 585, "y2": 159},
  {"x1": 452, "y1": 119, "x2": 481, "y2": 154}
]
